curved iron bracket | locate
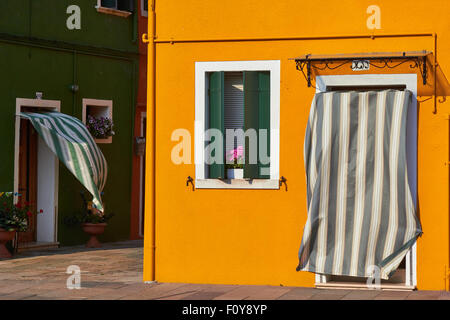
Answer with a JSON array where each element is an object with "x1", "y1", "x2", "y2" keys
[
  {"x1": 294, "y1": 52, "x2": 429, "y2": 88},
  {"x1": 279, "y1": 176, "x2": 287, "y2": 191}
]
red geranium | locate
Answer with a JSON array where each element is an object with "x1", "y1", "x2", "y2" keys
[{"x1": 0, "y1": 193, "x2": 39, "y2": 232}]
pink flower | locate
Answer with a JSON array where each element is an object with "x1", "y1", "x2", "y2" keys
[
  {"x1": 236, "y1": 146, "x2": 244, "y2": 157},
  {"x1": 228, "y1": 146, "x2": 244, "y2": 162}
]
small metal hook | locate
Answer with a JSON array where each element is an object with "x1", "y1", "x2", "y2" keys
[
  {"x1": 186, "y1": 176, "x2": 195, "y2": 191},
  {"x1": 279, "y1": 176, "x2": 287, "y2": 191},
  {"x1": 142, "y1": 33, "x2": 150, "y2": 44}
]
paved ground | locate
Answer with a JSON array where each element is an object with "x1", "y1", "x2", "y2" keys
[{"x1": 0, "y1": 240, "x2": 449, "y2": 300}]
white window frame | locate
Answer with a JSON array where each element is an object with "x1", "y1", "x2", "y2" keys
[
  {"x1": 82, "y1": 98, "x2": 113, "y2": 144},
  {"x1": 314, "y1": 74, "x2": 418, "y2": 289},
  {"x1": 95, "y1": 0, "x2": 132, "y2": 18},
  {"x1": 194, "y1": 60, "x2": 280, "y2": 189}
]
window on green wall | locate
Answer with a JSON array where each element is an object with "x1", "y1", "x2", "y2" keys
[
  {"x1": 141, "y1": 0, "x2": 148, "y2": 17},
  {"x1": 100, "y1": 0, "x2": 134, "y2": 12}
]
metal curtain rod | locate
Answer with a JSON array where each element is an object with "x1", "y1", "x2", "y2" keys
[
  {"x1": 293, "y1": 51, "x2": 431, "y2": 87},
  {"x1": 290, "y1": 50, "x2": 432, "y2": 61}
]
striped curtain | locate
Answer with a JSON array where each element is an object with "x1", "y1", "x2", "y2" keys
[
  {"x1": 20, "y1": 111, "x2": 107, "y2": 212},
  {"x1": 297, "y1": 90, "x2": 422, "y2": 280}
]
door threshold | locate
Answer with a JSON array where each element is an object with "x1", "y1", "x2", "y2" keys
[
  {"x1": 17, "y1": 241, "x2": 60, "y2": 253},
  {"x1": 315, "y1": 282, "x2": 415, "y2": 291}
]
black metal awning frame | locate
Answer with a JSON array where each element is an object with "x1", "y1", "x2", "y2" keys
[{"x1": 293, "y1": 51, "x2": 431, "y2": 88}]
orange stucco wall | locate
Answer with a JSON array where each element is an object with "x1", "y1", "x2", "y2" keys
[{"x1": 144, "y1": 0, "x2": 450, "y2": 290}]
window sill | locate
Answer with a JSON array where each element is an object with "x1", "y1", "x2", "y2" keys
[
  {"x1": 315, "y1": 282, "x2": 415, "y2": 291},
  {"x1": 94, "y1": 136, "x2": 112, "y2": 144},
  {"x1": 195, "y1": 179, "x2": 279, "y2": 189},
  {"x1": 96, "y1": 6, "x2": 132, "y2": 18}
]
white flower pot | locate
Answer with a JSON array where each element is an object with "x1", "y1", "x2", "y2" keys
[{"x1": 227, "y1": 168, "x2": 244, "y2": 179}]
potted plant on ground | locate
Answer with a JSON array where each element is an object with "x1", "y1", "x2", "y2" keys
[
  {"x1": 0, "y1": 192, "x2": 42, "y2": 258},
  {"x1": 64, "y1": 192, "x2": 114, "y2": 248},
  {"x1": 226, "y1": 146, "x2": 244, "y2": 179}
]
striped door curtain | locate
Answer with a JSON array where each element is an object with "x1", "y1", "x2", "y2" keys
[
  {"x1": 297, "y1": 90, "x2": 422, "y2": 280},
  {"x1": 20, "y1": 111, "x2": 107, "y2": 212}
]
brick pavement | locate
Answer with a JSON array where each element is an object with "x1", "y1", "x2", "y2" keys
[{"x1": 0, "y1": 240, "x2": 449, "y2": 300}]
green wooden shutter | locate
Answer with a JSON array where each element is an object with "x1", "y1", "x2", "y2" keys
[
  {"x1": 243, "y1": 72, "x2": 259, "y2": 178},
  {"x1": 244, "y1": 71, "x2": 270, "y2": 179},
  {"x1": 258, "y1": 71, "x2": 270, "y2": 179},
  {"x1": 208, "y1": 71, "x2": 225, "y2": 179}
]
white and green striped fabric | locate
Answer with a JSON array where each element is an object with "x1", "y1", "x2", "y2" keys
[
  {"x1": 297, "y1": 90, "x2": 422, "y2": 280},
  {"x1": 20, "y1": 111, "x2": 107, "y2": 212}
]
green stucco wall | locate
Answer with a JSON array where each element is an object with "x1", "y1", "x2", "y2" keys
[{"x1": 0, "y1": 0, "x2": 139, "y2": 245}]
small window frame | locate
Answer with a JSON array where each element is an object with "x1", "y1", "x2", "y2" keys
[
  {"x1": 82, "y1": 98, "x2": 114, "y2": 144},
  {"x1": 141, "y1": 0, "x2": 148, "y2": 17},
  {"x1": 96, "y1": 0, "x2": 133, "y2": 18}
]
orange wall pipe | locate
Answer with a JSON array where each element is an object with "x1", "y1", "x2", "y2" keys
[
  {"x1": 153, "y1": 33, "x2": 434, "y2": 44},
  {"x1": 434, "y1": 33, "x2": 438, "y2": 114},
  {"x1": 142, "y1": 0, "x2": 156, "y2": 282}
]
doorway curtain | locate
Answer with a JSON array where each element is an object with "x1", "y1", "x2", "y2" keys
[
  {"x1": 20, "y1": 111, "x2": 107, "y2": 212},
  {"x1": 297, "y1": 90, "x2": 422, "y2": 279}
]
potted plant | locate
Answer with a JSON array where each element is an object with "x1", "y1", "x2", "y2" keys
[
  {"x1": 64, "y1": 192, "x2": 114, "y2": 248},
  {"x1": 226, "y1": 146, "x2": 244, "y2": 179},
  {"x1": 0, "y1": 192, "x2": 42, "y2": 258},
  {"x1": 86, "y1": 114, "x2": 115, "y2": 141}
]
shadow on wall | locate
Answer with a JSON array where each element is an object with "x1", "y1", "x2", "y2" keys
[{"x1": 419, "y1": 55, "x2": 450, "y2": 103}]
